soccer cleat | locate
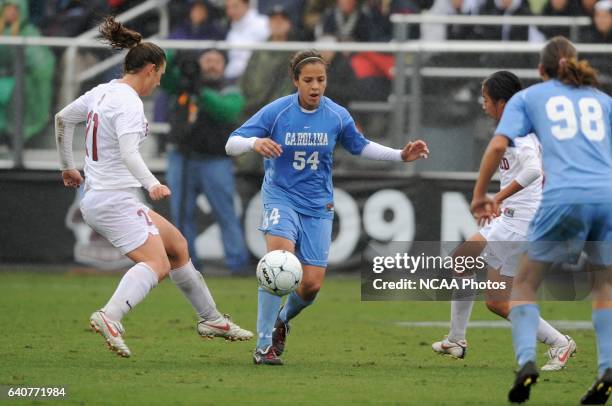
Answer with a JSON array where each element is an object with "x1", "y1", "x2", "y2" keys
[
  {"x1": 252, "y1": 345, "x2": 283, "y2": 366},
  {"x1": 272, "y1": 316, "x2": 290, "y2": 356},
  {"x1": 580, "y1": 368, "x2": 612, "y2": 405},
  {"x1": 432, "y1": 336, "x2": 467, "y2": 359},
  {"x1": 541, "y1": 335, "x2": 577, "y2": 371},
  {"x1": 197, "y1": 314, "x2": 253, "y2": 341},
  {"x1": 89, "y1": 310, "x2": 131, "y2": 358},
  {"x1": 508, "y1": 361, "x2": 539, "y2": 404}
]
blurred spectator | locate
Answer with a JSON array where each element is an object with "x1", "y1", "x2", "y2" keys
[
  {"x1": 318, "y1": 0, "x2": 372, "y2": 41},
  {"x1": 580, "y1": 0, "x2": 597, "y2": 15},
  {"x1": 583, "y1": 0, "x2": 611, "y2": 92},
  {"x1": 302, "y1": 0, "x2": 335, "y2": 40},
  {"x1": 421, "y1": 0, "x2": 484, "y2": 41},
  {"x1": 107, "y1": 0, "x2": 158, "y2": 37},
  {"x1": 363, "y1": 0, "x2": 422, "y2": 41},
  {"x1": 166, "y1": 0, "x2": 225, "y2": 31},
  {"x1": 580, "y1": 0, "x2": 611, "y2": 42},
  {"x1": 351, "y1": 51, "x2": 394, "y2": 100},
  {"x1": 257, "y1": 0, "x2": 306, "y2": 34},
  {"x1": 236, "y1": 5, "x2": 294, "y2": 171},
  {"x1": 418, "y1": 0, "x2": 436, "y2": 9},
  {"x1": 0, "y1": 0, "x2": 55, "y2": 145},
  {"x1": 169, "y1": 0, "x2": 225, "y2": 40},
  {"x1": 538, "y1": 0, "x2": 582, "y2": 39},
  {"x1": 106, "y1": 0, "x2": 138, "y2": 13},
  {"x1": 421, "y1": 0, "x2": 488, "y2": 125},
  {"x1": 27, "y1": 0, "x2": 46, "y2": 26},
  {"x1": 319, "y1": 36, "x2": 359, "y2": 106},
  {"x1": 42, "y1": 0, "x2": 105, "y2": 38},
  {"x1": 153, "y1": 0, "x2": 226, "y2": 150},
  {"x1": 478, "y1": 0, "x2": 544, "y2": 68},
  {"x1": 479, "y1": 0, "x2": 536, "y2": 41},
  {"x1": 239, "y1": 5, "x2": 294, "y2": 120},
  {"x1": 162, "y1": 48, "x2": 251, "y2": 275},
  {"x1": 224, "y1": 0, "x2": 269, "y2": 80}
]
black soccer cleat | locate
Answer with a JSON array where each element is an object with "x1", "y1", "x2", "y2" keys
[
  {"x1": 253, "y1": 345, "x2": 283, "y2": 366},
  {"x1": 272, "y1": 316, "x2": 290, "y2": 356},
  {"x1": 508, "y1": 361, "x2": 539, "y2": 404},
  {"x1": 581, "y1": 368, "x2": 612, "y2": 405}
]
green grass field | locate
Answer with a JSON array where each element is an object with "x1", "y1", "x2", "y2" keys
[{"x1": 0, "y1": 270, "x2": 601, "y2": 405}]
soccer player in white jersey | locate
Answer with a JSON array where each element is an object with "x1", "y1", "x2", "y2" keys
[
  {"x1": 432, "y1": 71, "x2": 575, "y2": 371},
  {"x1": 55, "y1": 16, "x2": 252, "y2": 358}
]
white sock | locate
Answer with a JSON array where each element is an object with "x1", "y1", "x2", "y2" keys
[
  {"x1": 448, "y1": 275, "x2": 477, "y2": 343},
  {"x1": 102, "y1": 262, "x2": 158, "y2": 322},
  {"x1": 169, "y1": 260, "x2": 221, "y2": 321},
  {"x1": 536, "y1": 318, "x2": 568, "y2": 347}
]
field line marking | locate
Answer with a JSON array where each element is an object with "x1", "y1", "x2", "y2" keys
[{"x1": 396, "y1": 320, "x2": 593, "y2": 330}]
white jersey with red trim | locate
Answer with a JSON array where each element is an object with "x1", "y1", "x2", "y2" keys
[
  {"x1": 497, "y1": 133, "x2": 543, "y2": 234},
  {"x1": 66, "y1": 80, "x2": 149, "y2": 190}
]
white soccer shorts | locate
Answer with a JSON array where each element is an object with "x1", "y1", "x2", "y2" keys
[
  {"x1": 80, "y1": 188, "x2": 159, "y2": 255},
  {"x1": 479, "y1": 217, "x2": 527, "y2": 277}
]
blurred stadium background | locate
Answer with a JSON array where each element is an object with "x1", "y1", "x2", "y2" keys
[
  {"x1": 0, "y1": 0, "x2": 610, "y2": 268},
  {"x1": 0, "y1": 0, "x2": 609, "y2": 404}
]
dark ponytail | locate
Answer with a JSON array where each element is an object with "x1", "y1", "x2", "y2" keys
[
  {"x1": 99, "y1": 16, "x2": 166, "y2": 74},
  {"x1": 558, "y1": 58, "x2": 599, "y2": 88},
  {"x1": 482, "y1": 71, "x2": 523, "y2": 103},
  {"x1": 540, "y1": 36, "x2": 599, "y2": 88}
]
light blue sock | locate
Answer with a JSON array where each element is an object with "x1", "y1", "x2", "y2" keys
[
  {"x1": 593, "y1": 308, "x2": 612, "y2": 375},
  {"x1": 509, "y1": 304, "x2": 540, "y2": 368},
  {"x1": 256, "y1": 287, "x2": 282, "y2": 350},
  {"x1": 279, "y1": 291, "x2": 314, "y2": 323}
]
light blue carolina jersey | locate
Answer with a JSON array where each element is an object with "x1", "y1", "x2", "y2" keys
[
  {"x1": 231, "y1": 93, "x2": 369, "y2": 218},
  {"x1": 496, "y1": 80, "x2": 612, "y2": 206}
]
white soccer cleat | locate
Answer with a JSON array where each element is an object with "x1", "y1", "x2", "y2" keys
[
  {"x1": 89, "y1": 310, "x2": 131, "y2": 358},
  {"x1": 432, "y1": 336, "x2": 467, "y2": 359},
  {"x1": 541, "y1": 335, "x2": 577, "y2": 371},
  {"x1": 197, "y1": 314, "x2": 254, "y2": 341}
]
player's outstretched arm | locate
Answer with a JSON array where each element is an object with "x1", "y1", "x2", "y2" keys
[
  {"x1": 471, "y1": 134, "x2": 510, "y2": 220},
  {"x1": 400, "y1": 140, "x2": 429, "y2": 162},
  {"x1": 359, "y1": 140, "x2": 429, "y2": 162}
]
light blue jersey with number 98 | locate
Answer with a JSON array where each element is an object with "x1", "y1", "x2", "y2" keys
[
  {"x1": 496, "y1": 80, "x2": 612, "y2": 206},
  {"x1": 230, "y1": 93, "x2": 369, "y2": 219}
]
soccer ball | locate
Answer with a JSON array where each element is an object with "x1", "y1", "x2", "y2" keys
[{"x1": 256, "y1": 250, "x2": 303, "y2": 296}]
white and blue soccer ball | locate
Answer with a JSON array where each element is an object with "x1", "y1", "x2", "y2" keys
[{"x1": 256, "y1": 250, "x2": 303, "y2": 297}]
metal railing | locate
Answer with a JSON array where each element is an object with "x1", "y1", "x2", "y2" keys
[
  {"x1": 389, "y1": 13, "x2": 594, "y2": 152},
  {"x1": 390, "y1": 14, "x2": 591, "y2": 41},
  {"x1": 62, "y1": 0, "x2": 170, "y2": 107},
  {"x1": 0, "y1": 15, "x2": 609, "y2": 170}
]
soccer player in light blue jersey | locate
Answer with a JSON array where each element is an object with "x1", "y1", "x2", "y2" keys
[
  {"x1": 471, "y1": 37, "x2": 612, "y2": 404},
  {"x1": 226, "y1": 50, "x2": 429, "y2": 365}
]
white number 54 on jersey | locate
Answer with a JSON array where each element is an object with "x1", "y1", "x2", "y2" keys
[
  {"x1": 546, "y1": 96, "x2": 605, "y2": 141},
  {"x1": 293, "y1": 151, "x2": 320, "y2": 170}
]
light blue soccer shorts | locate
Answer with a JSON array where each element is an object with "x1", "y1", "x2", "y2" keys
[
  {"x1": 528, "y1": 203, "x2": 612, "y2": 266},
  {"x1": 259, "y1": 203, "x2": 333, "y2": 268}
]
